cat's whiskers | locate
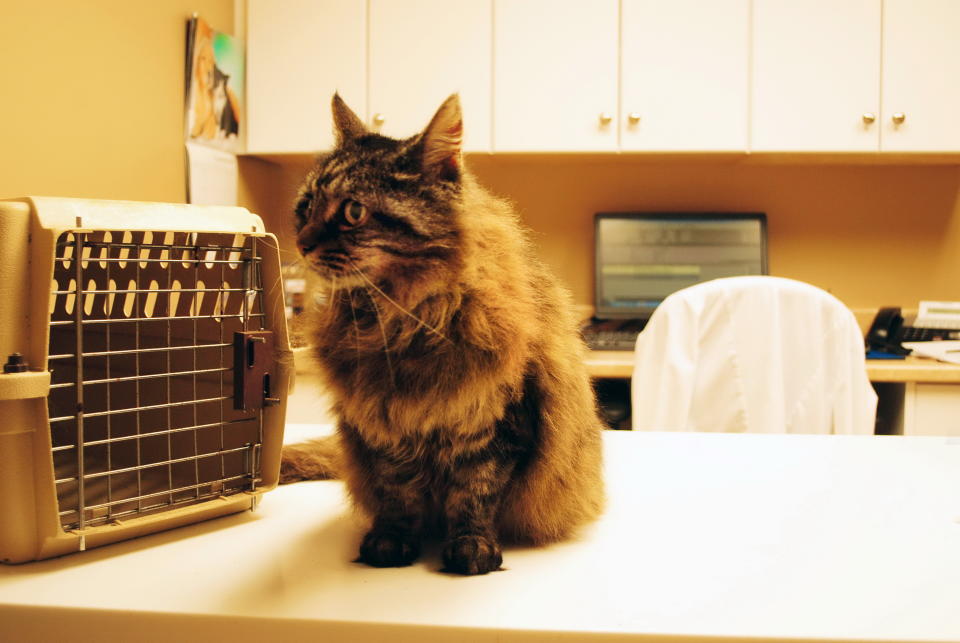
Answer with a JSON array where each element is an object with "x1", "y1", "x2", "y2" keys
[
  {"x1": 260, "y1": 237, "x2": 315, "y2": 312},
  {"x1": 346, "y1": 258, "x2": 452, "y2": 345},
  {"x1": 258, "y1": 236, "x2": 297, "y2": 323},
  {"x1": 346, "y1": 287, "x2": 361, "y2": 360},
  {"x1": 362, "y1": 283, "x2": 396, "y2": 389},
  {"x1": 272, "y1": 240, "x2": 309, "y2": 273}
]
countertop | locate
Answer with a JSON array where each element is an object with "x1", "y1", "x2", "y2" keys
[
  {"x1": 585, "y1": 351, "x2": 960, "y2": 382},
  {"x1": 295, "y1": 345, "x2": 960, "y2": 382},
  {"x1": 1, "y1": 428, "x2": 958, "y2": 642}
]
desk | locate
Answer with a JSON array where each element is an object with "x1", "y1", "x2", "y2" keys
[
  {"x1": 1, "y1": 430, "x2": 958, "y2": 642},
  {"x1": 586, "y1": 351, "x2": 960, "y2": 382},
  {"x1": 587, "y1": 352, "x2": 960, "y2": 436}
]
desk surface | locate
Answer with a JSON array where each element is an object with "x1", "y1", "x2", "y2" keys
[
  {"x1": 2, "y1": 429, "x2": 958, "y2": 642},
  {"x1": 586, "y1": 350, "x2": 960, "y2": 383}
]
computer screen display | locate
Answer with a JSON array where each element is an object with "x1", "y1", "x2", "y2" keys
[{"x1": 594, "y1": 213, "x2": 767, "y2": 319}]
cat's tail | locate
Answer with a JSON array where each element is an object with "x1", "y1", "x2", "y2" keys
[{"x1": 279, "y1": 434, "x2": 342, "y2": 483}]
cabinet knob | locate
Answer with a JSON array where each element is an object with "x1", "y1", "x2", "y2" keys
[
  {"x1": 372, "y1": 113, "x2": 386, "y2": 127},
  {"x1": 627, "y1": 112, "x2": 641, "y2": 124},
  {"x1": 598, "y1": 113, "x2": 613, "y2": 126},
  {"x1": 892, "y1": 112, "x2": 906, "y2": 125},
  {"x1": 861, "y1": 112, "x2": 876, "y2": 124}
]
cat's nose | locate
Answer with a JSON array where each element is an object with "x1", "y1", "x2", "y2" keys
[
  {"x1": 297, "y1": 238, "x2": 318, "y2": 255},
  {"x1": 296, "y1": 225, "x2": 322, "y2": 255}
]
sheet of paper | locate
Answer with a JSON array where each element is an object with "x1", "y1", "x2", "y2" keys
[
  {"x1": 902, "y1": 340, "x2": 960, "y2": 365},
  {"x1": 186, "y1": 141, "x2": 238, "y2": 206}
]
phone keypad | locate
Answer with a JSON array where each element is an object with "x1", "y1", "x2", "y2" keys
[{"x1": 900, "y1": 327, "x2": 960, "y2": 342}]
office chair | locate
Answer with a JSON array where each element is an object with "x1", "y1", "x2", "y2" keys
[{"x1": 631, "y1": 276, "x2": 877, "y2": 434}]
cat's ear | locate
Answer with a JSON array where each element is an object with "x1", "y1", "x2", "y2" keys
[
  {"x1": 419, "y1": 94, "x2": 463, "y2": 182},
  {"x1": 331, "y1": 93, "x2": 366, "y2": 144}
]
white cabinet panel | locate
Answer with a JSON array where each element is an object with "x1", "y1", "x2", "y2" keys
[
  {"x1": 904, "y1": 383, "x2": 960, "y2": 436},
  {"x1": 245, "y1": 0, "x2": 960, "y2": 156},
  {"x1": 621, "y1": 0, "x2": 748, "y2": 152},
  {"x1": 751, "y1": 0, "x2": 881, "y2": 152},
  {"x1": 246, "y1": 0, "x2": 366, "y2": 153},
  {"x1": 881, "y1": 0, "x2": 960, "y2": 152},
  {"x1": 493, "y1": 0, "x2": 619, "y2": 152},
  {"x1": 369, "y1": 0, "x2": 491, "y2": 151}
]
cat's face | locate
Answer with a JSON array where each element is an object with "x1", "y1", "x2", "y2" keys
[
  {"x1": 294, "y1": 95, "x2": 465, "y2": 293},
  {"x1": 212, "y1": 70, "x2": 228, "y2": 111}
]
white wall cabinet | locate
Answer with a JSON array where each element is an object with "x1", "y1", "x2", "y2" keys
[
  {"x1": 245, "y1": 0, "x2": 960, "y2": 155},
  {"x1": 246, "y1": 0, "x2": 366, "y2": 154},
  {"x1": 751, "y1": 0, "x2": 882, "y2": 152},
  {"x1": 752, "y1": 0, "x2": 960, "y2": 153},
  {"x1": 620, "y1": 0, "x2": 749, "y2": 152},
  {"x1": 493, "y1": 0, "x2": 620, "y2": 152},
  {"x1": 880, "y1": 0, "x2": 960, "y2": 152},
  {"x1": 368, "y1": 0, "x2": 491, "y2": 152}
]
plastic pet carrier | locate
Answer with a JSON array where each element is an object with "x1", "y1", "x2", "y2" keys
[{"x1": 0, "y1": 197, "x2": 292, "y2": 563}]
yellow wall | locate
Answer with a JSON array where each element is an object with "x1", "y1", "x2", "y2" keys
[
  {"x1": 237, "y1": 155, "x2": 301, "y2": 264},
  {"x1": 242, "y1": 154, "x2": 960, "y2": 315},
  {"x1": 0, "y1": 0, "x2": 234, "y2": 202},
  {"x1": 468, "y1": 156, "x2": 960, "y2": 312}
]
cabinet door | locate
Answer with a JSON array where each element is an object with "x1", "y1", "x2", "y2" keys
[
  {"x1": 369, "y1": 0, "x2": 491, "y2": 152},
  {"x1": 903, "y1": 383, "x2": 960, "y2": 436},
  {"x1": 751, "y1": 0, "x2": 881, "y2": 152},
  {"x1": 493, "y1": 0, "x2": 619, "y2": 152},
  {"x1": 881, "y1": 0, "x2": 960, "y2": 152},
  {"x1": 247, "y1": 0, "x2": 366, "y2": 153},
  {"x1": 621, "y1": 0, "x2": 748, "y2": 152}
]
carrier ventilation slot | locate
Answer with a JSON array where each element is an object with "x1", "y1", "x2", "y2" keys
[{"x1": 46, "y1": 230, "x2": 267, "y2": 531}]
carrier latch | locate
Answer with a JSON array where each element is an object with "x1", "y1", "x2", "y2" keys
[{"x1": 233, "y1": 331, "x2": 278, "y2": 410}]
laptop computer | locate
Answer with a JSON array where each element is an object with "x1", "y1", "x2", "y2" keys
[{"x1": 582, "y1": 212, "x2": 768, "y2": 351}]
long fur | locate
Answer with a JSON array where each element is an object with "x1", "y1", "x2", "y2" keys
[{"x1": 282, "y1": 94, "x2": 604, "y2": 574}]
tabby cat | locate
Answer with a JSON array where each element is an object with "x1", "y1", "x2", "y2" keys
[{"x1": 281, "y1": 94, "x2": 604, "y2": 575}]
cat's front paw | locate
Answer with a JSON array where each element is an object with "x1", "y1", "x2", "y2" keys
[
  {"x1": 357, "y1": 529, "x2": 421, "y2": 568},
  {"x1": 441, "y1": 534, "x2": 503, "y2": 575}
]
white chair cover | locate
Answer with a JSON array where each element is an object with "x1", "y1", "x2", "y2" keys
[{"x1": 631, "y1": 276, "x2": 877, "y2": 434}]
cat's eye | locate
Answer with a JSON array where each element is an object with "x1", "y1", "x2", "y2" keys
[{"x1": 341, "y1": 200, "x2": 369, "y2": 227}]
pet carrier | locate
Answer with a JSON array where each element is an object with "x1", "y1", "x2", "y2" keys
[{"x1": 0, "y1": 197, "x2": 292, "y2": 563}]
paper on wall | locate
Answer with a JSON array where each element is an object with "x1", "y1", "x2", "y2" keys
[
  {"x1": 186, "y1": 141, "x2": 238, "y2": 206},
  {"x1": 183, "y1": 15, "x2": 243, "y2": 206}
]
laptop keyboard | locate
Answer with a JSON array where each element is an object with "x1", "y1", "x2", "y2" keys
[
  {"x1": 582, "y1": 319, "x2": 647, "y2": 351},
  {"x1": 584, "y1": 330, "x2": 640, "y2": 351}
]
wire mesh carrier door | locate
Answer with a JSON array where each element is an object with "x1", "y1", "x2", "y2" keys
[{"x1": 0, "y1": 197, "x2": 292, "y2": 563}]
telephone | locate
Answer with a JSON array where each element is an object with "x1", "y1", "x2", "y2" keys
[{"x1": 866, "y1": 302, "x2": 960, "y2": 355}]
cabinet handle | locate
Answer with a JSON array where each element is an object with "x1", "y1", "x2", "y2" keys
[
  {"x1": 861, "y1": 112, "x2": 876, "y2": 124},
  {"x1": 627, "y1": 112, "x2": 641, "y2": 124},
  {"x1": 372, "y1": 113, "x2": 386, "y2": 127},
  {"x1": 598, "y1": 113, "x2": 613, "y2": 126},
  {"x1": 892, "y1": 112, "x2": 906, "y2": 125}
]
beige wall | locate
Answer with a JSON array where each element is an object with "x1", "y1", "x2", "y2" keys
[
  {"x1": 243, "y1": 154, "x2": 960, "y2": 315},
  {"x1": 0, "y1": 0, "x2": 234, "y2": 202},
  {"x1": 237, "y1": 155, "x2": 306, "y2": 266},
  {"x1": 468, "y1": 156, "x2": 960, "y2": 312}
]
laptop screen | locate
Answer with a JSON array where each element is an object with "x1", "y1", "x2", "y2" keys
[{"x1": 594, "y1": 212, "x2": 768, "y2": 319}]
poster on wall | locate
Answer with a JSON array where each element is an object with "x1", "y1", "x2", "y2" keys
[
  {"x1": 185, "y1": 15, "x2": 243, "y2": 151},
  {"x1": 184, "y1": 14, "x2": 243, "y2": 205}
]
